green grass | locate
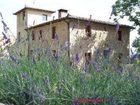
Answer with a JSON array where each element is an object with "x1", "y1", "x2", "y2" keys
[{"x1": 0, "y1": 56, "x2": 140, "y2": 105}]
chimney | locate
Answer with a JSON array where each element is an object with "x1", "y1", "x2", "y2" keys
[{"x1": 58, "y1": 9, "x2": 68, "y2": 18}]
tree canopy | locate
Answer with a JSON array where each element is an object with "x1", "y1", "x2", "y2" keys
[
  {"x1": 112, "y1": 0, "x2": 140, "y2": 54},
  {"x1": 112, "y1": 0, "x2": 140, "y2": 34}
]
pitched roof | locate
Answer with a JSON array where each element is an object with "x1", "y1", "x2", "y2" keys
[
  {"x1": 68, "y1": 15, "x2": 134, "y2": 28},
  {"x1": 28, "y1": 15, "x2": 134, "y2": 29},
  {"x1": 13, "y1": 7, "x2": 55, "y2": 15}
]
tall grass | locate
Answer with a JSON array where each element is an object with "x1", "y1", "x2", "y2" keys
[{"x1": 0, "y1": 54, "x2": 140, "y2": 105}]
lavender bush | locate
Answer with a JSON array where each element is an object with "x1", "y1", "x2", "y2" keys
[{"x1": 0, "y1": 53, "x2": 140, "y2": 105}]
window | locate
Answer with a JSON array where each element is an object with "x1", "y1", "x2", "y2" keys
[
  {"x1": 103, "y1": 48, "x2": 111, "y2": 58},
  {"x1": 30, "y1": 50, "x2": 33, "y2": 56},
  {"x1": 85, "y1": 52, "x2": 91, "y2": 64},
  {"x1": 52, "y1": 26, "x2": 56, "y2": 39},
  {"x1": 118, "y1": 53, "x2": 123, "y2": 68},
  {"x1": 118, "y1": 30, "x2": 122, "y2": 41},
  {"x1": 103, "y1": 50, "x2": 109, "y2": 58},
  {"x1": 52, "y1": 50, "x2": 56, "y2": 56},
  {"x1": 42, "y1": 15, "x2": 48, "y2": 21},
  {"x1": 23, "y1": 11, "x2": 25, "y2": 20},
  {"x1": 17, "y1": 32, "x2": 21, "y2": 42},
  {"x1": 52, "y1": 50, "x2": 58, "y2": 60},
  {"x1": 85, "y1": 25, "x2": 91, "y2": 37},
  {"x1": 32, "y1": 31, "x2": 35, "y2": 40},
  {"x1": 118, "y1": 53, "x2": 123, "y2": 63},
  {"x1": 39, "y1": 30, "x2": 42, "y2": 40}
]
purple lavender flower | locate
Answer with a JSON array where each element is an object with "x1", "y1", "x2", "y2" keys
[
  {"x1": 71, "y1": 24, "x2": 76, "y2": 31},
  {"x1": 2, "y1": 32, "x2": 8, "y2": 39},
  {"x1": 5, "y1": 38, "x2": 10, "y2": 44},
  {"x1": 10, "y1": 55, "x2": 17, "y2": 63},
  {"x1": 115, "y1": 22, "x2": 120, "y2": 33},
  {"x1": 21, "y1": 72, "x2": 28, "y2": 79},
  {"x1": 2, "y1": 21, "x2": 9, "y2": 33},
  {"x1": 92, "y1": 62, "x2": 100, "y2": 71},
  {"x1": 1, "y1": 20, "x2": 7, "y2": 27},
  {"x1": 0, "y1": 12, "x2": 3, "y2": 19},
  {"x1": 38, "y1": 94, "x2": 46, "y2": 103},
  {"x1": 109, "y1": 95, "x2": 114, "y2": 104},
  {"x1": 75, "y1": 53, "x2": 80, "y2": 62},
  {"x1": 44, "y1": 76, "x2": 50, "y2": 86},
  {"x1": 62, "y1": 41, "x2": 70, "y2": 51},
  {"x1": 72, "y1": 100, "x2": 79, "y2": 105},
  {"x1": 54, "y1": 33, "x2": 59, "y2": 40}
]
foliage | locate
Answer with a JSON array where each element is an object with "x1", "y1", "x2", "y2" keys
[
  {"x1": 0, "y1": 54, "x2": 140, "y2": 105},
  {"x1": 112, "y1": 0, "x2": 140, "y2": 53},
  {"x1": 112, "y1": 0, "x2": 140, "y2": 33},
  {"x1": 132, "y1": 37, "x2": 140, "y2": 53}
]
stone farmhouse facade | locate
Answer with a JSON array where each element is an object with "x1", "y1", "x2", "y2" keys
[{"x1": 12, "y1": 7, "x2": 133, "y2": 69}]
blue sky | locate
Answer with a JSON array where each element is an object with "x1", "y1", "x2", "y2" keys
[{"x1": 0, "y1": 0, "x2": 138, "y2": 47}]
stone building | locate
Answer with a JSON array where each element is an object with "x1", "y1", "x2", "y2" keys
[{"x1": 13, "y1": 7, "x2": 133, "y2": 69}]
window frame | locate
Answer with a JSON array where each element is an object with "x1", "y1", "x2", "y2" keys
[
  {"x1": 18, "y1": 32, "x2": 21, "y2": 42},
  {"x1": 39, "y1": 30, "x2": 42, "y2": 40},
  {"x1": 118, "y1": 30, "x2": 122, "y2": 41},
  {"x1": 32, "y1": 31, "x2": 35, "y2": 40},
  {"x1": 85, "y1": 52, "x2": 91, "y2": 64},
  {"x1": 42, "y1": 14, "x2": 48, "y2": 21},
  {"x1": 85, "y1": 25, "x2": 91, "y2": 37},
  {"x1": 23, "y1": 11, "x2": 25, "y2": 20},
  {"x1": 52, "y1": 26, "x2": 56, "y2": 39}
]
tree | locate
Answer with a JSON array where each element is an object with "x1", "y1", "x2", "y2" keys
[
  {"x1": 132, "y1": 37, "x2": 140, "y2": 53},
  {"x1": 112, "y1": 0, "x2": 140, "y2": 33},
  {"x1": 111, "y1": 0, "x2": 140, "y2": 53}
]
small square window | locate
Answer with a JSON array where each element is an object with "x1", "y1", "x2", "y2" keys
[
  {"x1": 39, "y1": 30, "x2": 42, "y2": 40},
  {"x1": 23, "y1": 11, "x2": 25, "y2": 20},
  {"x1": 32, "y1": 31, "x2": 35, "y2": 40},
  {"x1": 118, "y1": 53, "x2": 123, "y2": 63},
  {"x1": 118, "y1": 30, "x2": 122, "y2": 41},
  {"x1": 118, "y1": 53, "x2": 123, "y2": 67},
  {"x1": 17, "y1": 32, "x2": 21, "y2": 42},
  {"x1": 103, "y1": 48, "x2": 111, "y2": 58},
  {"x1": 52, "y1": 26, "x2": 56, "y2": 39},
  {"x1": 52, "y1": 50, "x2": 58, "y2": 60},
  {"x1": 85, "y1": 25, "x2": 91, "y2": 37},
  {"x1": 42, "y1": 15, "x2": 48, "y2": 21},
  {"x1": 85, "y1": 52, "x2": 91, "y2": 64}
]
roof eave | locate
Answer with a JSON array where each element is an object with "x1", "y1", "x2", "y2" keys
[{"x1": 13, "y1": 7, "x2": 55, "y2": 15}]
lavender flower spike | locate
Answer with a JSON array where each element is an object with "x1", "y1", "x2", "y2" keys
[
  {"x1": 10, "y1": 55, "x2": 18, "y2": 63},
  {"x1": 75, "y1": 53, "x2": 80, "y2": 62},
  {"x1": 21, "y1": 72, "x2": 28, "y2": 79},
  {"x1": 72, "y1": 100, "x2": 79, "y2": 105},
  {"x1": 0, "y1": 12, "x2": 3, "y2": 19},
  {"x1": 38, "y1": 94, "x2": 46, "y2": 103}
]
